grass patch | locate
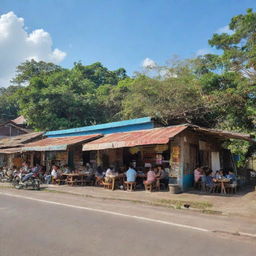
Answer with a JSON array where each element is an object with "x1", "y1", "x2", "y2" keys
[
  {"x1": 202, "y1": 209, "x2": 223, "y2": 215},
  {"x1": 156, "y1": 199, "x2": 213, "y2": 210}
]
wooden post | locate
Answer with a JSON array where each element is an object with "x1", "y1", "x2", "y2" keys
[
  {"x1": 30, "y1": 152, "x2": 34, "y2": 167},
  {"x1": 96, "y1": 150, "x2": 102, "y2": 166}
]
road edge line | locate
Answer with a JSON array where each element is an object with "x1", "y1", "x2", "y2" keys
[{"x1": 0, "y1": 192, "x2": 209, "y2": 233}]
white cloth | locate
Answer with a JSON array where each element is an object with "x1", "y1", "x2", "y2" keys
[{"x1": 51, "y1": 169, "x2": 58, "y2": 179}]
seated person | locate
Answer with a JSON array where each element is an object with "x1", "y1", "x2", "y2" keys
[
  {"x1": 44, "y1": 170, "x2": 52, "y2": 184},
  {"x1": 194, "y1": 165, "x2": 203, "y2": 183},
  {"x1": 20, "y1": 161, "x2": 30, "y2": 174},
  {"x1": 62, "y1": 164, "x2": 71, "y2": 174},
  {"x1": 156, "y1": 165, "x2": 169, "y2": 188},
  {"x1": 95, "y1": 166, "x2": 104, "y2": 178},
  {"x1": 56, "y1": 165, "x2": 63, "y2": 176},
  {"x1": 201, "y1": 167, "x2": 209, "y2": 181},
  {"x1": 51, "y1": 165, "x2": 59, "y2": 181},
  {"x1": 105, "y1": 166, "x2": 117, "y2": 182},
  {"x1": 105, "y1": 166, "x2": 116, "y2": 177},
  {"x1": 143, "y1": 167, "x2": 156, "y2": 185},
  {"x1": 12, "y1": 166, "x2": 18, "y2": 175},
  {"x1": 84, "y1": 163, "x2": 94, "y2": 174},
  {"x1": 125, "y1": 164, "x2": 137, "y2": 183},
  {"x1": 205, "y1": 170, "x2": 218, "y2": 191},
  {"x1": 6, "y1": 168, "x2": 14, "y2": 178},
  {"x1": 21, "y1": 164, "x2": 41, "y2": 182},
  {"x1": 226, "y1": 170, "x2": 237, "y2": 183},
  {"x1": 214, "y1": 170, "x2": 222, "y2": 180}
]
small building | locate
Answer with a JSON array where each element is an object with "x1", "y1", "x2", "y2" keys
[
  {"x1": 45, "y1": 117, "x2": 158, "y2": 138},
  {"x1": 82, "y1": 124, "x2": 255, "y2": 191},
  {"x1": 0, "y1": 120, "x2": 30, "y2": 138},
  {"x1": 0, "y1": 132, "x2": 44, "y2": 168},
  {"x1": 22, "y1": 134, "x2": 103, "y2": 171}
]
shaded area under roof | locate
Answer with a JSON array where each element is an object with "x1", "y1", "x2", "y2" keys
[
  {"x1": 0, "y1": 132, "x2": 44, "y2": 149},
  {"x1": 22, "y1": 134, "x2": 103, "y2": 152},
  {"x1": 45, "y1": 117, "x2": 153, "y2": 136},
  {"x1": 83, "y1": 126, "x2": 187, "y2": 151}
]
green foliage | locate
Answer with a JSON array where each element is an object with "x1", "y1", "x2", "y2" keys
[
  {"x1": 121, "y1": 68, "x2": 206, "y2": 125},
  {"x1": 12, "y1": 61, "x2": 128, "y2": 130},
  {"x1": 0, "y1": 86, "x2": 21, "y2": 122},
  {"x1": 208, "y1": 8, "x2": 256, "y2": 80},
  {"x1": 12, "y1": 59, "x2": 63, "y2": 85},
  {"x1": 222, "y1": 140, "x2": 251, "y2": 167}
]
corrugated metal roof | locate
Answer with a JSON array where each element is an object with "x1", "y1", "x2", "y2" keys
[
  {"x1": 23, "y1": 134, "x2": 103, "y2": 151},
  {"x1": 0, "y1": 132, "x2": 44, "y2": 148},
  {"x1": 190, "y1": 125, "x2": 255, "y2": 143},
  {"x1": 12, "y1": 115, "x2": 26, "y2": 125},
  {"x1": 45, "y1": 117, "x2": 152, "y2": 136},
  {"x1": 83, "y1": 126, "x2": 187, "y2": 151},
  {"x1": 0, "y1": 148, "x2": 23, "y2": 154}
]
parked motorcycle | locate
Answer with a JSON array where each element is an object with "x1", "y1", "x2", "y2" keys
[
  {"x1": 0, "y1": 168, "x2": 14, "y2": 183},
  {"x1": 12, "y1": 172, "x2": 40, "y2": 190}
]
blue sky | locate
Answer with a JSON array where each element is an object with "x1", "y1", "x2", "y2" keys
[{"x1": 1, "y1": 0, "x2": 256, "y2": 78}]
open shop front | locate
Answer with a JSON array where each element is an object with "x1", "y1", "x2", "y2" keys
[
  {"x1": 22, "y1": 134, "x2": 103, "y2": 171},
  {"x1": 82, "y1": 126, "x2": 188, "y2": 180}
]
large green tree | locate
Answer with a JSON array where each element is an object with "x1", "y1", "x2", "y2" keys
[
  {"x1": 121, "y1": 63, "x2": 208, "y2": 125},
  {"x1": 13, "y1": 60, "x2": 128, "y2": 130},
  {"x1": 194, "y1": 9, "x2": 256, "y2": 165}
]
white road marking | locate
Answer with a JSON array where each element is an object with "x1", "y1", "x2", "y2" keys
[
  {"x1": 1, "y1": 192, "x2": 256, "y2": 238},
  {"x1": 0, "y1": 192, "x2": 209, "y2": 232}
]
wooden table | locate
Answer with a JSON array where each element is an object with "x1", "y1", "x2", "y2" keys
[
  {"x1": 108, "y1": 174, "x2": 124, "y2": 190},
  {"x1": 65, "y1": 173, "x2": 88, "y2": 186},
  {"x1": 215, "y1": 178, "x2": 230, "y2": 194}
]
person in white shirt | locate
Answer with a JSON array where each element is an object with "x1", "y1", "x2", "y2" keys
[
  {"x1": 106, "y1": 167, "x2": 116, "y2": 177},
  {"x1": 51, "y1": 165, "x2": 58, "y2": 179}
]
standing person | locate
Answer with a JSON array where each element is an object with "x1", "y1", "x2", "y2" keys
[{"x1": 125, "y1": 164, "x2": 137, "y2": 183}]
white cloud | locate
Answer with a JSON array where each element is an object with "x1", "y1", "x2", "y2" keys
[
  {"x1": 196, "y1": 48, "x2": 212, "y2": 56},
  {"x1": 0, "y1": 12, "x2": 66, "y2": 87},
  {"x1": 216, "y1": 25, "x2": 233, "y2": 35},
  {"x1": 142, "y1": 57, "x2": 157, "y2": 69}
]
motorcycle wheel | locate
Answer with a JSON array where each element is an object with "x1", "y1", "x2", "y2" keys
[
  {"x1": 34, "y1": 180, "x2": 40, "y2": 190},
  {"x1": 12, "y1": 179, "x2": 19, "y2": 187}
]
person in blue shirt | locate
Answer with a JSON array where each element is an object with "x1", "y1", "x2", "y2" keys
[
  {"x1": 226, "y1": 170, "x2": 237, "y2": 183},
  {"x1": 125, "y1": 164, "x2": 137, "y2": 182}
]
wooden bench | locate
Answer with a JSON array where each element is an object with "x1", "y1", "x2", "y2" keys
[
  {"x1": 124, "y1": 181, "x2": 136, "y2": 191},
  {"x1": 103, "y1": 182, "x2": 112, "y2": 189},
  {"x1": 144, "y1": 182, "x2": 157, "y2": 192}
]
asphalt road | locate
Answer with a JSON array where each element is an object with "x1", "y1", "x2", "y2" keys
[{"x1": 0, "y1": 193, "x2": 255, "y2": 256}]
